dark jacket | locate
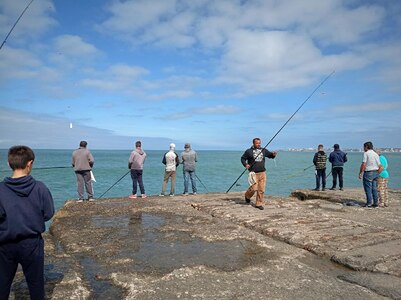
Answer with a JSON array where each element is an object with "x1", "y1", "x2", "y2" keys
[
  {"x1": 241, "y1": 147, "x2": 275, "y2": 173},
  {"x1": 329, "y1": 150, "x2": 347, "y2": 167},
  {"x1": 313, "y1": 151, "x2": 327, "y2": 170},
  {"x1": 0, "y1": 175, "x2": 54, "y2": 243}
]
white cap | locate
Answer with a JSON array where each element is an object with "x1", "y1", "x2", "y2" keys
[{"x1": 169, "y1": 143, "x2": 176, "y2": 149}]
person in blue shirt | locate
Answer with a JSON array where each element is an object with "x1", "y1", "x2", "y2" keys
[
  {"x1": 328, "y1": 144, "x2": 347, "y2": 190},
  {"x1": 376, "y1": 150, "x2": 389, "y2": 207},
  {"x1": 0, "y1": 145, "x2": 55, "y2": 300}
]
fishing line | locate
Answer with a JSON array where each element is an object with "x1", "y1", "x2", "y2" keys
[
  {"x1": 98, "y1": 170, "x2": 130, "y2": 199},
  {"x1": 226, "y1": 70, "x2": 335, "y2": 193},
  {"x1": 0, "y1": 0, "x2": 35, "y2": 51},
  {"x1": 195, "y1": 174, "x2": 209, "y2": 192}
]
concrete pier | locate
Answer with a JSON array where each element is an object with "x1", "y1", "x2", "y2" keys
[{"x1": 9, "y1": 188, "x2": 401, "y2": 299}]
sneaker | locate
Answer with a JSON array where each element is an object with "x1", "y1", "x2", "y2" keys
[
  {"x1": 363, "y1": 204, "x2": 372, "y2": 209},
  {"x1": 88, "y1": 198, "x2": 95, "y2": 202},
  {"x1": 245, "y1": 197, "x2": 251, "y2": 204},
  {"x1": 339, "y1": 188, "x2": 344, "y2": 191},
  {"x1": 77, "y1": 199, "x2": 84, "y2": 203},
  {"x1": 141, "y1": 194, "x2": 147, "y2": 198},
  {"x1": 169, "y1": 194, "x2": 174, "y2": 197},
  {"x1": 159, "y1": 194, "x2": 165, "y2": 197},
  {"x1": 313, "y1": 188, "x2": 320, "y2": 191},
  {"x1": 129, "y1": 194, "x2": 137, "y2": 199},
  {"x1": 183, "y1": 193, "x2": 189, "y2": 196},
  {"x1": 322, "y1": 188, "x2": 326, "y2": 191},
  {"x1": 193, "y1": 192, "x2": 197, "y2": 195},
  {"x1": 372, "y1": 205, "x2": 379, "y2": 208},
  {"x1": 255, "y1": 206, "x2": 264, "y2": 210},
  {"x1": 329, "y1": 187, "x2": 336, "y2": 190}
]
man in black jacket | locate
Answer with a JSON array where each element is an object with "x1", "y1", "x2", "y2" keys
[
  {"x1": 241, "y1": 138, "x2": 277, "y2": 210},
  {"x1": 313, "y1": 144, "x2": 327, "y2": 191}
]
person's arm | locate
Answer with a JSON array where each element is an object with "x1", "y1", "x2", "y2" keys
[
  {"x1": 175, "y1": 153, "x2": 179, "y2": 167},
  {"x1": 359, "y1": 162, "x2": 366, "y2": 179},
  {"x1": 41, "y1": 185, "x2": 55, "y2": 222},
  {"x1": 89, "y1": 152, "x2": 94, "y2": 167},
  {"x1": 344, "y1": 153, "x2": 348, "y2": 163},
  {"x1": 264, "y1": 149, "x2": 276, "y2": 159},
  {"x1": 241, "y1": 151, "x2": 249, "y2": 168},
  {"x1": 313, "y1": 153, "x2": 318, "y2": 165},
  {"x1": 162, "y1": 153, "x2": 166, "y2": 165}
]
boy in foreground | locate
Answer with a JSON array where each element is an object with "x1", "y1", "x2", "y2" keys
[{"x1": 0, "y1": 146, "x2": 55, "y2": 300}]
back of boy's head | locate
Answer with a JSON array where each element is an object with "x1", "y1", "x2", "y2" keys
[
  {"x1": 80, "y1": 141, "x2": 87, "y2": 148},
  {"x1": 8, "y1": 145, "x2": 35, "y2": 170}
]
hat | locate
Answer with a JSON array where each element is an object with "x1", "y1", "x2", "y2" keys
[
  {"x1": 184, "y1": 143, "x2": 191, "y2": 148},
  {"x1": 169, "y1": 143, "x2": 176, "y2": 149},
  {"x1": 333, "y1": 144, "x2": 340, "y2": 150}
]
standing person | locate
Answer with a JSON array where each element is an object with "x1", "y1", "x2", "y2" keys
[
  {"x1": 128, "y1": 141, "x2": 147, "y2": 199},
  {"x1": 0, "y1": 145, "x2": 55, "y2": 300},
  {"x1": 160, "y1": 143, "x2": 179, "y2": 196},
  {"x1": 241, "y1": 138, "x2": 277, "y2": 210},
  {"x1": 72, "y1": 141, "x2": 95, "y2": 201},
  {"x1": 358, "y1": 141, "x2": 383, "y2": 208},
  {"x1": 376, "y1": 149, "x2": 389, "y2": 207},
  {"x1": 180, "y1": 143, "x2": 198, "y2": 195},
  {"x1": 313, "y1": 144, "x2": 327, "y2": 191},
  {"x1": 329, "y1": 144, "x2": 347, "y2": 190}
]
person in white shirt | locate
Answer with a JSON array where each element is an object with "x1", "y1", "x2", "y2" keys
[
  {"x1": 160, "y1": 143, "x2": 179, "y2": 196},
  {"x1": 358, "y1": 141, "x2": 383, "y2": 208}
]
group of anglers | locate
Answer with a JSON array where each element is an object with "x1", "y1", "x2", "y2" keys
[
  {"x1": 71, "y1": 140, "x2": 198, "y2": 201},
  {"x1": 312, "y1": 141, "x2": 390, "y2": 208}
]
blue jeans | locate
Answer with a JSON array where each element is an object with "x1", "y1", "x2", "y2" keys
[
  {"x1": 183, "y1": 170, "x2": 197, "y2": 193},
  {"x1": 130, "y1": 169, "x2": 145, "y2": 195},
  {"x1": 315, "y1": 168, "x2": 326, "y2": 189},
  {"x1": 363, "y1": 171, "x2": 379, "y2": 206}
]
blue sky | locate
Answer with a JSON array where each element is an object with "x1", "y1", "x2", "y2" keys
[{"x1": 1, "y1": 0, "x2": 400, "y2": 150}]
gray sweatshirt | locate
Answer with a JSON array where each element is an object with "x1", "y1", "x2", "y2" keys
[
  {"x1": 72, "y1": 147, "x2": 94, "y2": 172},
  {"x1": 128, "y1": 148, "x2": 147, "y2": 170},
  {"x1": 180, "y1": 149, "x2": 197, "y2": 172}
]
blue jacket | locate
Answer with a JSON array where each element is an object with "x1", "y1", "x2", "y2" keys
[
  {"x1": 329, "y1": 150, "x2": 348, "y2": 167},
  {"x1": 0, "y1": 175, "x2": 54, "y2": 243}
]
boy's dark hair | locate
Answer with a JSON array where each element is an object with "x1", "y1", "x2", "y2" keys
[
  {"x1": 8, "y1": 145, "x2": 35, "y2": 170},
  {"x1": 80, "y1": 141, "x2": 88, "y2": 148},
  {"x1": 364, "y1": 141, "x2": 374, "y2": 150},
  {"x1": 135, "y1": 141, "x2": 141, "y2": 147}
]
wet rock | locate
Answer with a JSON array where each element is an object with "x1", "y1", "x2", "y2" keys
[{"x1": 8, "y1": 188, "x2": 401, "y2": 299}]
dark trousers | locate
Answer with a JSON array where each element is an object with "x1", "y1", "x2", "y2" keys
[
  {"x1": 331, "y1": 167, "x2": 344, "y2": 188},
  {"x1": 130, "y1": 169, "x2": 145, "y2": 195},
  {"x1": 0, "y1": 235, "x2": 44, "y2": 300},
  {"x1": 315, "y1": 168, "x2": 326, "y2": 189}
]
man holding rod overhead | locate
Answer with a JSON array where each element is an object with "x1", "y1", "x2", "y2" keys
[{"x1": 241, "y1": 138, "x2": 277, "y2": 210}]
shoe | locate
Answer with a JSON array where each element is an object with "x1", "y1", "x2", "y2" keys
[
  {"x1": 245, "y1": 197, "x2": 251, "y2": 204},
  {"x1": 255, "y1": 206, "x2": 264, "y2": 210},
  {"x1": 88, "y1": 198, "x2": 95, "y2": 202},
  {"x1": 159, "y1": 194, "x2": 165, "y2": 197},
  {"x1": 363, "y1": 204, "x2": 372, "y2": 209},
  {"x1": 77, "y1": 199, "x2": 84, "y2": 203},
  {"x1": 193, "y1": 192, "x2": 197, "y2": 195},
  {"x1": 183, "y1": 193, "x2": 189, "y2": 196},
  {"x1": 129, "y1": 194, "x2": 137, "y2": 199},
  {"x1": 339, "y1": 188, "x2": 344, "y2": 191},
  {"x1": 313, "y1": 188, "x2": 320, "y2": 191},
  {"x1": 169, "y1": 194, "x2": 174, "y2": 197},
  {"x1": 329, "y1": 187, "x2": 336, "y2": 190},
  {"x1": 141, "y1": 194, "x2": 147, "y2": 198},
  {"x1": 322, "y1": 188, "x2": 326, "y2": 191},
  {"x1": 372, "y1": 205, "x2": 379, "y2": 208}
]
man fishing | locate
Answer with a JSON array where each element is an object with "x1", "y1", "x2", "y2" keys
[{"x1": 241, "y1": 138, "x2": 277, "y2": 210}]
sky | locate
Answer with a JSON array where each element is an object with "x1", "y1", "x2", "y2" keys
[{"x1": 1, "y1": 0, "x2": 401, "y2": 150}]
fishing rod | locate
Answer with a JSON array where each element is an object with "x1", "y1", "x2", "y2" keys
[
  {"x1": 195, "y1": 174, "x2": 209, "y2": 192},
  {"x1": 98, "y1": 170, "x2": 130, "y2": 199},
  {"x1": 285, "y1": 164, "x2": 315, "y2": 180},
  {"x1": 34, "y1": 166, "x2": 72, "y2": 170},
  {"x1": 0, "y1": 0, "x2": 35, "y2": 51},
  {"x1": 226, "y1": 70, "x2": 335, "y2": 193}
]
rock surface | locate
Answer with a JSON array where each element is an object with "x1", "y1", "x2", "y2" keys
[{"x1": 9, "y1": 188, "x2": 401, "y2": 299}]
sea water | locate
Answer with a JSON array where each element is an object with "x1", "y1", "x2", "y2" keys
[{"x1": 0, "y1": 149, "x2": 400, "y2": 211}]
